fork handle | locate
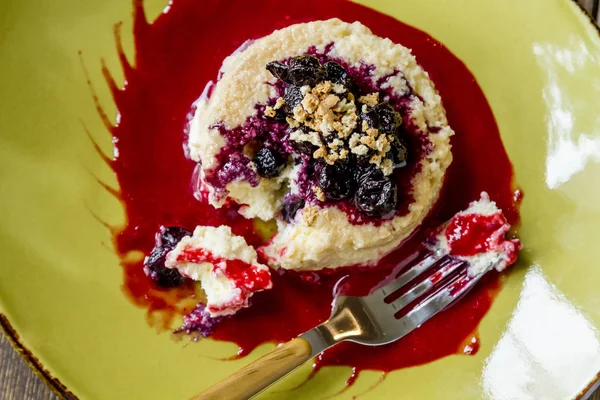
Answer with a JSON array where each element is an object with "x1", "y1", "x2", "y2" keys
[{"x1": 192, "y1": 337, "x2": 313, "y2": 400}]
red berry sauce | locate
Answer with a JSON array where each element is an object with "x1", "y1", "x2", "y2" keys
[
  {"x1": 444, "y1": 210, "x2": 521, "y2": 267},
  {"x1": 174, "y1": 247, "x2": 272, "y2": 315},
  {"x1": 98, "y1": 0, "x2": 521, "y2": 387}
]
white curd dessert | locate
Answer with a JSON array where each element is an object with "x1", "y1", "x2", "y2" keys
[
  {"x1": 187, "y1": 19, "x2": 454, "y2": 271},
  {"x1": 165, "y1": 226, "x2": 272, "y2": 317}
]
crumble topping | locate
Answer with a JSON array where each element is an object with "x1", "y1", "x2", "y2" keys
[
  {"x1": 302, "y1": 206, "x2": 319, "y2": 226},
  {"x1": 288, "y1": 81, "x2": 358, "y2": 140},
  {"x1": 358, "y1": 92, "x2": 379, "y2": 105},
  {"x1": 267, "y1": 78, "x2": 401, "y2": 175},
  {"x1": 312, "y1": 186, "x2": 326, "y2": 202}
]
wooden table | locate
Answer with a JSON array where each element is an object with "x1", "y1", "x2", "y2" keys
[{"x1": 1, "y1": 1, "x2": 599, "y2": 398}]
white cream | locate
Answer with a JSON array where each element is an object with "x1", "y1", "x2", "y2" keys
[
  {"x1": 430, "y1": 192, "x2": 520, "y2": 277},
  {"x1": 166, "y1": 226, "x2": 271, "y2": 316}
]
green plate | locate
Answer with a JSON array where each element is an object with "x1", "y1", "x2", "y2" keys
[{"x1": 1, "y1": 0, "x2": 600, "y2": 398}]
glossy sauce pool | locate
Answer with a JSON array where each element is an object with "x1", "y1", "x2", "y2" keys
[{"x1": 102, "y1": 0, "x2": 520, "y2": 385}]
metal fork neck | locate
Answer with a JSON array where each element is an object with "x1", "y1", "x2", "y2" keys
[{"x1": 299, "y1": 307, "x2": 361, "y2": 357}]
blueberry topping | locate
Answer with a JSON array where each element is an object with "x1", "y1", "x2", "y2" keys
[
  {"x1": 360, "y1": 103, "x2": 402, "y2": 135},
  {"x1": 353, "y1": 147, "x2": 376, "y2": 166},
  {"x1": 318, "y1": 163, "x2": 354, "y2": 200},
  {"x1": 160, "y1": 226, "x2": 192, "y2": 247},
  {"x1": 359, "y1": 107, "x2": 379, "y2": 130},
  {"x1": 354, "y1": 163, "x2": 381, "y2": 185},
  {"x1": 266, "y1": 56, "x2": 327, "y2": 86},
  {"x1": 388, "y1": 136, "x2": 408, "y2": 168},
  {"x1": 146, "y1": 247, "x2": 187, "y2": 288},
  {"x1": 289, "y1": 55, "x2": 321, "y2": 70},
  {"x1": 324, "y1": 61, "x2": 354, "y2": 91},
  {"x1": 283, "y1": 85, "x2": 304, "y2": 113},
  {"x1": 266, "y1": 61, "x2": 289, "y2": 82},
  {"x1": 374, "y1": 103, "x2": 402, "y2": 135},
  {"x1": 281, "y1": 197, "x2": 305, "y2": 222},
  {"x1": 144, "y1": 226, "x2": 191, "y2": 288},
  {"x1": 287, "y1": 55, "x2": 326, "y2": 87},
  {"x1": 253, "y1": 147, "x2": 286, "y2": 178},
  {"x1": 324, "y1": 61, "x2": 347, "y2": 82},
  {"x1": 262, "y1": 54, "x2": 410, "y2": 219},
  {"x1": 355, "y1": 174, "x2": 398, "y2": 218},
  {"x1": 291, "y1": 139, "x2": 316, "y2": 156}
]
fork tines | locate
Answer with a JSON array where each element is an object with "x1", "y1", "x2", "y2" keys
[{"x1": 372, "y1": 250, "x2": 484, "y2": 336}]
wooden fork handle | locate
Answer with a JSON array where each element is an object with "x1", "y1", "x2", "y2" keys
[{"x1": 192, "y1": 337, "x2": 313, "y2": 400}]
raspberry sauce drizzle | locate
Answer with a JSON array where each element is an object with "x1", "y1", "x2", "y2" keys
[
  {"x1": 175, "y1": 248, "x2": 272, "y2": 297},
  {"x1": 445, "y1": 213, "x2": 510, "y2": 257},
  {"x1": 103, "y1": 0, "x2": 520, "y2": 387}
]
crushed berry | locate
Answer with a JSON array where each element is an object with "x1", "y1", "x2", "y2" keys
[
  {"x1": 283, "y1": 85, "x2": 304, "y2": 113},
  {"x1": 281, "y1": 197, "x2": 305, "y2": 222},
  {"x1": 217, "y1": 152, "x2": 260, "y2": 186},
  {"x1": 144, "y1": 226, "x2": 191, "y2": 288},
  {"x1": 175, "y1": 303, "x2": 224, "y2": 337},
  {"x1": 253, "y1": 147, "x2": 286, "y2": 178}
]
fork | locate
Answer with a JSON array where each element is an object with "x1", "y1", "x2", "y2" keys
[{"x1": 194, "y1": 248, "x2": 484, "y2": 400}]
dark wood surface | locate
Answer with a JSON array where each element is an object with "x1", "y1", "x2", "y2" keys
[
  {"x1": 0, "y1": 333, "x2": 58, "y2": 400},
  {"x1": 1, "y1": 1, "x2": 599, "y2": 399}
]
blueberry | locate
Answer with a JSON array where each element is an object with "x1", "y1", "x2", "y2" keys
[
  {"x1": 144, "y1": 226, "x2": 191, "y2": 288},
  {"x1": 266, "y1": 61, "x2": 289, "y2": 82},
  {"x1": 318, "y1": 163, "x2": 354, "y2": 200},
  {"x1": 354, "y1": 175, "x2": 398, "y2": 218},
  {"x1": 360, "y1": 107, "x2": 379, "y2": 130},
  {"x1": 324, "y1": 61, "x2": 355, "y2": 91},
  {"x1": 289, "y1": 55, "x2": 321, "y2": 70},
  {"x1": 283, "y1": 85, "x2": 304, "y2": 113},
  {"x1": 291, "y1": 140, "x2": 316, "y2": 156},
  {"x1": 324, "y1": 61, "x2": 347, "y2": 82},
  {"x1": 281, "y1": 197, "x2": 305, "y2": 222},
  {"x1": 388, "y1": 136, "x2": 408, "y2": 168},
  {"x1": 360, "y1": 103, "x2": 402, "y2": 135},
  {"x1": 160, "y1": 226, "x2": 192, "y2": 247},
  {"x1": 270, "y1": 107, "x2": 287, "y2": 121},
  {"x1": 374, "y1": 103, "x2": 402, "y2": 135},
  {"x1": 354, "y1": 163, "x2": 382, "y2": 185},
  {"x1": 289, "y1": 126, "x2": 319, "y2": 155},
  {"x1": 287, "y1": 55, "x2": 326, "y2": 87},
  {"x1": 288, "y1": 68, "x2": 326, "y2": 86},
  {"x1": 145, "y1": 247, "x2": 187, "y2": 288},
  {"x1": 253, "y1": 147, "x2": 286, "y2": 178}
]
